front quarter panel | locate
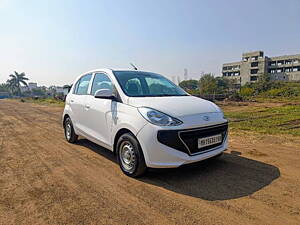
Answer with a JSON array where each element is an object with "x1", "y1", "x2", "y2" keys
[{"x1": 111, "y1": 102, "x2": 148, "y2": 145}]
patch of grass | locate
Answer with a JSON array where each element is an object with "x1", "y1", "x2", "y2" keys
[
  {"x1": 224, "y1": 104, "x2": 300, "y2": 136},
  {"x1": 24, "y1": 98, "x2": 65, "y2": 107},
  {"x1": 253, "y1": 96, "x2": 300, "y2": 103}
]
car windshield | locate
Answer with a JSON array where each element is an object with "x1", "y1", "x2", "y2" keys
[{"x1": 113, "y1": 71, "x2": 188, "y2": 97}]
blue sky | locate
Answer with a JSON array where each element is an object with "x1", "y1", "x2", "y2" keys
[{"x1": 0, "y1": 0, "x2": 300, "y2": 86}]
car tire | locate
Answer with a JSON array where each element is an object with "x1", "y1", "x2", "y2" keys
[
  {"x1": 116, "y1": 133, "x2": 147, "y2": 177},
  {"x1": 64, "y1": 117, "x2": 78, "y2": 143}
]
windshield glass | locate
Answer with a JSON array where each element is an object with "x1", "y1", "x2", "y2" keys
[{"x1": 113, "y1": 71, "x2": 188, "y2": 97}]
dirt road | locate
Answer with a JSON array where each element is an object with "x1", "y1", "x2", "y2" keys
[{"x1": 0, "y1": 100, "x2": 299, "y2": 225}]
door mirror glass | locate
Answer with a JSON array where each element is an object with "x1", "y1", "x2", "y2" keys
[{"x1": 94, "y1": 89, "x2": 114, "y2": 99}]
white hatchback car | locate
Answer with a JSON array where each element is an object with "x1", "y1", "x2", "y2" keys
[{"x1": 63, "y1": 69, "x2": 228, "y2": 177}]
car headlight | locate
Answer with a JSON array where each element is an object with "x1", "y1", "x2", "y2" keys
[{"x1": 138, "y1": 107, "x2": 183, "y2": 126}]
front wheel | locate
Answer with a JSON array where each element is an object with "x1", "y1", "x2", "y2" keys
[{"x1": 116, "y1": 133, "x2": 147, "y2": 177}]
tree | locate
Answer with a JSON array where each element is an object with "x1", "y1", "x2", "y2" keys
[
  {"x1": 216, "y1": 77, "x2": 235, "y2": 93},
  {"x1": 179, "y1": 80, "x2": 199, "y2": 91},
  {"x1": 199, "y1": 74, "x2": 217, "y2": 95},
  {"x1": 7, "y1": 71, "x2": 29, "y2": 96},
  {"x1": 240, "y1": 87, "x2": 255, "y2": 97},
  {"x1": 0, "y1": 83, "x2": 10, "y2": 92},
  {"x1": 255, "y1": 73, "x2": 271, "y2": 93}
]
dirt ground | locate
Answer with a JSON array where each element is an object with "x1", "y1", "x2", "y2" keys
[{"x1": 0, "y1": 100, "x2": 300, "y2": 225}]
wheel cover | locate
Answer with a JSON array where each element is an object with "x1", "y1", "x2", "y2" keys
[
  {"x1": 65, "y1": 120, "x2": 72, "y2": 140},
  {"x1": 119, "y1": 141, "x2": 136, "y2": 172}
]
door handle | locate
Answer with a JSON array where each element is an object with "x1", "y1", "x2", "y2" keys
[
  {"x1": 85, "y1": 105, "x2": 90, "y2": 109},
  {"x1": 70, "y1": 100, "x2": 74, "y2": 103}
]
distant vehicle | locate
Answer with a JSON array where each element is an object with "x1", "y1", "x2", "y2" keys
[
  {"x1": 0, "y1": 92, "x2": 10, "y2": 99},
  {"x1": 62, "y1": 69, "x2": 228, "y2": 177}
]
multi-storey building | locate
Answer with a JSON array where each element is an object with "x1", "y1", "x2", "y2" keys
[{"x1": 222, "y1": 51, "x2": 300, "y2": 86}]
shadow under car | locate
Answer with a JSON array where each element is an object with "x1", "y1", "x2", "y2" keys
[{"x1": 76, "y1": 139, "x2": 280, "y2": 201}]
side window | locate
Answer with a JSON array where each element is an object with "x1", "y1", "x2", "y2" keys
[
  {"x1": 91, "y1": 73, "x2": 113, "y2": 96},
  {"x1": 74, "y1": 74, "x2": 92, "y2": 95}
]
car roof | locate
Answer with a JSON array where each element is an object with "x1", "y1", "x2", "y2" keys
[{"x1": 84, "y1": 68, "x2": 152, "y2": 74}]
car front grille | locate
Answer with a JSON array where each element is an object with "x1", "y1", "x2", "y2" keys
[{"x1": 157, "y1": 122, "x2": 228, "y2": 156}]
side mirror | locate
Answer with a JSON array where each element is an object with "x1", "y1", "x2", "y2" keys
[{"x1": 94, "y1": 89, "x2": 115, "y2": 100}]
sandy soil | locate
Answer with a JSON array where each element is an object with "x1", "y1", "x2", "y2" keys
[{"x1": 0, "y1": 100, "x2": 299, "y2": 225}]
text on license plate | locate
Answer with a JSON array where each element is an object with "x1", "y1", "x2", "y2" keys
[{"x1": 198, "y1": 134, "x2": 222, "y2": 148}]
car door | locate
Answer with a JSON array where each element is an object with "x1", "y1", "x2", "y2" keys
[
  {"x1": 83, "y1": 72, "x2": 115, "y2": 148},
  {"x1": 68, "y1": 73, "x2": 92, "y2": 134}
]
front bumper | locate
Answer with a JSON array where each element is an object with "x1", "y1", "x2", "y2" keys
[{"x1": 136, "y1": 118, "x2": 228, "y2": 168}]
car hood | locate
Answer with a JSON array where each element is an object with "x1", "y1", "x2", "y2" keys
[{"x1": 127, "y1": 96, "x2": 221, "y2": 117}]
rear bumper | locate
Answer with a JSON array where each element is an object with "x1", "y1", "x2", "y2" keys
[{"x1": 137, "y1": 122, "x2": 228, "y2": 168}]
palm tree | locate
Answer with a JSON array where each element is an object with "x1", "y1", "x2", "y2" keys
[{"x1": 7, "y1": 71, "x2": 29, "y2": 96}]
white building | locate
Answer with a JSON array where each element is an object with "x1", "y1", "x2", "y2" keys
[{"x1": 28, "y1": 82, "x2": 38, "y2": 90}]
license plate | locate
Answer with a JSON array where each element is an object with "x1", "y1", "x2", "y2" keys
[{"x1": 198, "y1": 134, "x2": 222, "y2": 148}]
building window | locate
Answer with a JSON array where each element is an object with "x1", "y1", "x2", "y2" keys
[
  {"x1": 277, "y1": 69, "x2": 282, "y2": 73},
  {"x1": 285, "y1": 60, "x2": 292, "y2": 65},
  {"x1": 277, "y1": 60, "x2": 284, "y2": 66},
  {"x1": 251, "y1": 62, "x2": 259, "y2": 67},
  {"x1": 269, "y1": 61, "x2": 276, "y2": 66},
  {"x1": 292, "y1": 59, "x2": 299, "y2": 64},
  {"x1": 269, "y1": 69, "x2": 276, "y2": 73},
  {"x1": 285, "y1": 67, "x2": 292, "y2": 72},
  {"x1": 250, "y1": 69, "x2": 258, "y2": 74},
  {"x1": 251, "y1": 56, "x2": 257, "y2": 61},
  {"x1": 250, "y1": 76, "x2": 258, "y2": 81},
  {"x1": 243, "y1": 57, "x2": 249, "y2": 62}
]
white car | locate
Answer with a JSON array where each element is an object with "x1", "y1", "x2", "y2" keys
[{"x1": 63, "y1": 69, "x2": 228, "y2": 177}]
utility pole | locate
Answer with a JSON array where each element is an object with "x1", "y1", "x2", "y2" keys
[
  {"x1": 177, "y1": 76, "x2": 181, "y2": 85},
  {"x1": 184, "y1": 68, "x2": 188, "y2": 80}
]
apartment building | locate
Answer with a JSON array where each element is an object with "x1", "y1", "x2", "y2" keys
[{"x1": 222, "y1": 51, "x2": 300, "y2": 86}]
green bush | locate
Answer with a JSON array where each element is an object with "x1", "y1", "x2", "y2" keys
[
  {"x1": 179, "y1": 80, "x2": 198, "y2": 91},
  {"x1": 260, "y1": 87, "x2": 300, "y2": 97},
  {"x1": 260, "y1": 88, "x2": 283, "y2": 97},
  {"x1": 186, "y1": 89, "x2": 199, "y2": 95},
  {"x1": 228, "y1": 91, "x2": 243, "y2": 101},
  {"x1": 240, "y1": 87, "x2": 255, "y2": 97}
]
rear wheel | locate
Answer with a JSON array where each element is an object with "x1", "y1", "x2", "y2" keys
[
  {"x1": 64, "y1": 117, "x2": 78, "y2": 143},
  {"x1": 116, "y1": 133, "x2": 147, "y2": 177}
]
